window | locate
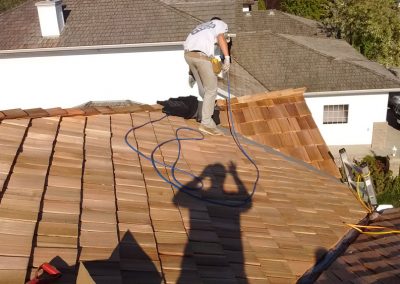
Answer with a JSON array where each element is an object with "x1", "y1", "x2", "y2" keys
[{"x1": 323, "y1": 104, "x2": 349, "y2": 124}]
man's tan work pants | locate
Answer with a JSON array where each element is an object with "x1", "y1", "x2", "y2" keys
[{"x1": 184, "y1": 51, "x2": 218, "y2": 129}]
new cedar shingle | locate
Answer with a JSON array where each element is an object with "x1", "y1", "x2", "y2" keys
[
  {"x1": 0, "y1": 109, "x2": 369, "y2": 283},
  {"x1": 2, "y1": 109, "x2": 28, "y2": 119},
  {"x1": 218, "y1": 89, "x2": 339, "y2": 177}
]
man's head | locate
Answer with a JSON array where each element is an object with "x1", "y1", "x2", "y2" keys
[{"x1": 210, "y1": 17, "x2": 222, "y2": 21}]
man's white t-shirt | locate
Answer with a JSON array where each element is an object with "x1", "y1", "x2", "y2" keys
[{"x1": 184, "y1": 20, "x2": 228, "y2": 57}]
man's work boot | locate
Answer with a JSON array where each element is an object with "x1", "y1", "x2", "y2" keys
[{"x1": 199, "y1": 124, "x2": 223, "y2": 136}]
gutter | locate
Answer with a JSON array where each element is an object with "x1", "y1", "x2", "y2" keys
[
  {"x1": 0, "y1": 41, "x2": 185, "y2": 56},
  {"x1": 305, "y1": 88, "x2": 400, "y2": 98}
]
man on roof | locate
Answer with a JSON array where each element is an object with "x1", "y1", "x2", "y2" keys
[{"x1": 184, "y1": 17, "x2": 230, "y2": 136}]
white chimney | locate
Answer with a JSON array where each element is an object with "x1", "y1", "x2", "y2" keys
[{"x1": 35, "y1": 0, "x2": 65, "y2": 37}]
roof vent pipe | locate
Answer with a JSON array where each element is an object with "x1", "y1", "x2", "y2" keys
[{"x1": 35, "y1": 0, "x2": 65, "y2": 37}]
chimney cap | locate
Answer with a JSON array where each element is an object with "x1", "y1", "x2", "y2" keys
[{"x1": 35, "y1": 0, "x2": 63, "y2": 7}]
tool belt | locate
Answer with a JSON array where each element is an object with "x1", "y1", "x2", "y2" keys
[{"x1": 185, "y1": 51, "x2": 222, "y2": 75}]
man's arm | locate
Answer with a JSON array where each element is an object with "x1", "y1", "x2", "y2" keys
[
  {"x1": 217, "y1": 34, "x2": 230, "y2": 73},
  {"x1": 217, "y1": 34, "x2": 229, "y2": 57}
]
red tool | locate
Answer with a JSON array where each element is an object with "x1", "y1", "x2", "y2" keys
[{"x1": 26, "y1": 263, "x2": 61, "y2": 284}]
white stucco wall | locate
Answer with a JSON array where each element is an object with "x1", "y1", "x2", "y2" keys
[
  {"x1": 0, "y1": 45, "x2": 198, "y2": 110},
  {"x1": 305, "y1": 92, "x2": 389, "y2": 145}
]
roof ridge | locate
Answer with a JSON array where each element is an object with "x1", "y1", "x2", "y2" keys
[
  {"x1": 0, "y1": 104, "x2": 163, "y2": 121},
  {"x1": 280, "y1": 10, "x2": 322, "y2": 29},
  {"x1": 274, "y1": 32, "x2": 400, "y2": 87}
]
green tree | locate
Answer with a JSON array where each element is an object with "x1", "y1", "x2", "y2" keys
[
  {"x1": 258, "y1": 0, "x2": 267, "y2": 10},
  {"x1": 280, "y1": 0, "x2": 330, "y2": 20},
  {"x1": 324, "y1": 0, "x2": 400, "y2": 67},
  {"x1": 0, "y1": 0, "x2": 27, "y2": 13},
  {"x1": 353, "y1": 155, "x2": 400, "y2": 207}
]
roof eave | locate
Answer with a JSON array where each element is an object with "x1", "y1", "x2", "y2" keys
[
  {"x1": 305, "y1": 88, "x2": 400, "y2": 97},
  {"x1": 0, "y1": 41, "x2": 185, "y2": 56}
]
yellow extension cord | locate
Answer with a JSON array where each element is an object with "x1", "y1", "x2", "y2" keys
[{"x1": 345, "y1": 173, "x2": 400, "y2": 235}]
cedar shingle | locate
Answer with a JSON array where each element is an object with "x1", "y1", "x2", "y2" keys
[
  {"x1": 2, "y1": 109, "x2": 28, "y2": 119},
  {"x1": 0, "y1": 109, "x2": 367, "y2": 283}
]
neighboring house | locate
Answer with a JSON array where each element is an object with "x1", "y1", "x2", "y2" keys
[
  {"x1": 228, "y1": 10, "x2": 400, "y2": 146},
  {"x1": 0, "y1": 0, "x2": 201, "y2": 109},
  {"x1": 0, "y1": 104, "x2": 367, "y2": 283},
  {"x1": 2, "y1": 1, "x2": 399, "y2": 148}
]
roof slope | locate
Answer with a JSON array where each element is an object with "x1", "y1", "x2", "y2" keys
[
  {"x1": 237, "y1": 10, "x2": 322, "y2": 36},
  {"x1": 317, "y1": 208, "x2": 400, "y2": 283},
  {"x1": 0, "y1": 0, "x2": 198, "y2": 50},
  {"x1": 1, "y1": 1, "x2": 399, "y2": 92},
  {"x1": 0, "y1": 110, "x2": 366, "y2": 283},
  {"x1": 231, "y1": 31, "x2": 400, "y2": 92},
  {"x1": 217, "y1": 88, "x2": 340, "y2": 177},
  {"x1": 161, "y1": 0, "x2": 238, "y2": 33},
  {"x1": 218, "y1": 61, "x2": 268, "y2": 97}
]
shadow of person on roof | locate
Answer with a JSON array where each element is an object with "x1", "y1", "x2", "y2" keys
[
  {"x1": 172, "y1": 161, "x2": 252, "y2": 283},
  {"x1": 32, "y1": 230, "x2": 162, "y2": 284}
]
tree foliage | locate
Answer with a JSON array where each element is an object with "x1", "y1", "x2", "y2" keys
[
  {"x1": 324, "y1": 0, "x2": 400, "y2": 67},
  {"x1": 280, "y1": 0, "x2": 330, "y2": 20},
  {"x1": 355, "y1": 155, "x2": 400, "y2": 207},
  {"x1": 0, "y1": 0, "x2": 27, "y2": 13},
  {"x1": 258, "y1": 0, "x2": 267, "y2": 10},
  {"x1": 280, "y1": 0, "x2": 400, "y2": 67}
]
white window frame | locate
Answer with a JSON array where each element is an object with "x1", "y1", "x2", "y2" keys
[{"x1": 323, "y1": 104, "x2": 349, "y2": 124}]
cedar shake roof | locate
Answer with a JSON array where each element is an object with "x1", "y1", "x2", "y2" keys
[
  {"x1": 0, "y1": 109, "x2": 367, "y2": 283},
  {"x1": 217, "y1": 88, "x2": 340, "y2": 177},
  {"x1": 316, "y1": 208, "x2": 400, "y2": 283},
  {"x1": 231, "y1": 31, "x2": 400, "y2": 92},
  {"x1": 0, "y1": 104, "x2": 162, "y2": 120}
]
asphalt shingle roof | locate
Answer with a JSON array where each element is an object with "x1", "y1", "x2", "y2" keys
[
  {"x1": 0, "y1": 0, "x2": 199, "y2": 50},
  {"x1": 237, "y1": 10, "x2": 322, "y2": 36},
  {"x1": 161, "y1": 0, "x2": 238, "y2": 33},
  {"x1": 1, "y1": 1, "x2": 399, "y2": 92},
  {"x1": 316, "y1": 208, "x2": 400, "y2": 283},
  {"x1": 231, "y1": 31, "x2": 400, "y2": 92}
]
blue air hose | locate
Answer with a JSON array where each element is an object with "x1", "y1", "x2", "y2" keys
[{"x1": 124, "y1": 73, "x2": 260, "y2": 207}]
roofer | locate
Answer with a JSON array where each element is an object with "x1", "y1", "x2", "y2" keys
[{"x1": 184, "y1": 17, "x2": 230, "y2": 135}]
